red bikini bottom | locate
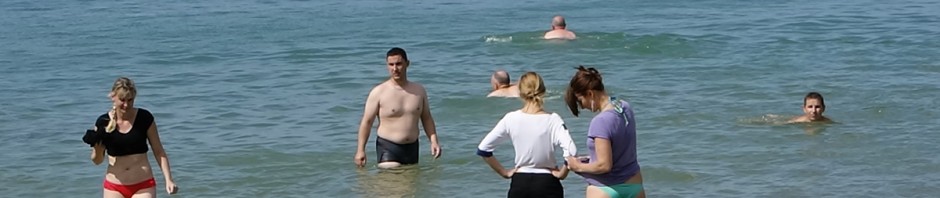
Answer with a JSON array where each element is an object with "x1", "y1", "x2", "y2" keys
[{"x1": 103, "y1": 178, "x2": 156, "y2": 198}]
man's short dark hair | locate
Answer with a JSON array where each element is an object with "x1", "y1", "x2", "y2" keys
[{"x1": 387, "y1": 47, "x2": 408, "y2": 62}]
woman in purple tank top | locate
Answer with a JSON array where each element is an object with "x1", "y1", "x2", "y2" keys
[{"x1": 563, "y1": 66, "x2": 646, "y2": 198}]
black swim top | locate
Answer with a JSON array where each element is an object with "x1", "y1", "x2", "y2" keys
[{"x1": 95, "y1": 108, "x2": 153, "y2": 156}]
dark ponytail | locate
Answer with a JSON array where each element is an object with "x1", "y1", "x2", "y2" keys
[{"x1": 564, "y1": 65, "x2": 605, "y2": 117}]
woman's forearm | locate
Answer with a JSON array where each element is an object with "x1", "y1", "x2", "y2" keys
[
  {"x1": 161, "y1": 157, "x2": 173, "y2": 181},
  {"x1": 482, "y1": 156, "x2": 509, "y2": 178},
  {"x1": 155, "y1": 152, "x2": 174, "y2": 181},
  {"x1": 90, "y1": 144, "x2": 104, "y2": 165}
]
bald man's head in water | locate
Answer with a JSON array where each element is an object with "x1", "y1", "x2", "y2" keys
[
  {"x1": 487, "y1": 70, "x2": 519, "y2": 98},
  {"x1": 544, "y1": 15, "x2": 577, "y2": 40}
]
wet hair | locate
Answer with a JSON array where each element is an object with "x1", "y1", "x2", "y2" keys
[
  {"x1": 564, "y1": 66, "x2": 605, "y2": 117},
  {"x1": 493, "y1": 70, "x2": 510, "y2": 86},
  {"x1": 518, "y1": 72, "x2": 546, "y2": 107},
  {"x1": 386, "y1": 47, "x2": 409, "y2": 62},
  {"x1": 106, "y1": 77, "x2": 137, "y2": 133},
  {"x1": 803, "y1": 92, "x2": 825, "y2": 107}
]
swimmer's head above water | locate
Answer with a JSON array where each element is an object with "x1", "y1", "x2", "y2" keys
[
  {"x1": 487, "y1": 70, "x2": 519, "y2": 98},
  {"x1": 790, "y1": 92, "x2": 831, "y2": 123},
  {"x1": 545, "y1": 15, "x2": 576, "y2": 40},
  {"x1": 551, "y1": 15, "x2": 567, "y2": 30},
  {"x1": 491, "y1": 70, "x2": 511, "y2": 90},
  {"x1": 802, "y1": 92, "x2": 826, "y2": 120}
]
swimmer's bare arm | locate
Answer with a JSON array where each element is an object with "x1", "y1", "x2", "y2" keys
[
  {"x1": 787, "y1": 116, "x2": 806, "y2": 123},
  {"x1": 147, "y1": 121, "x2": 178, "y2": 194},
  {"x1": 420, "y1": 86, "x2": 441, "y2": 159},
  {"x1": 355, "y1": 87, "x2": 381, "y2": 167}
]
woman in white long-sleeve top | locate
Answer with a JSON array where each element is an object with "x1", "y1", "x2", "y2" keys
[{"x1": 477, "y1": 72, "x2": 578, "y2": 198}]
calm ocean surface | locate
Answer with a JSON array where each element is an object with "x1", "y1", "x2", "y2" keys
[{"x1": 2, "y1": 0, "x2": 939, "y2": 197}]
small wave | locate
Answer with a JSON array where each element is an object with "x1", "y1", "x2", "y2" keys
[
  {"x1": 544, "y1": 89, "x2": 565, "y2": 100},
  {"x1": 481, "y1": 31, "x2": 711, "y2": 58},
  {"x1": 643, "y1": 166, "x2": 698, "y2": 182},
  {"x1": 738, "y1": 114, "x2": 792, "y2": 125},
  {"x1": 483, "y1": 35, "x2": 512, "y2": 43},
  {"x1": 481, "y1": 31, "x2": 543, "y2": 43}
]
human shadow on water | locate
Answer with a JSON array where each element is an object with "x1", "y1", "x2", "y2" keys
[{"x1": 355, "y1": 165, "x2": 420, "y2": 198}]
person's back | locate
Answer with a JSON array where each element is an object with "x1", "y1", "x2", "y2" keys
[
  {"x1": 487, "y1": 85, "x2": 519, "y2": 98},
  {"x1": 544, "y1": 30, "x2": 576, "y2": 40},
  {"x1": 544, "y1": 15, "x2": 577, "y2": 40},
  {"x1": 489, "y1": 110, "x2": 572, "y2": 170},
  {"x1": 477, "y1": 72, "x2": 576, "y2": 198}
]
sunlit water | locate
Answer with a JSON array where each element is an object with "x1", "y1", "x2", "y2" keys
[{"x1": 2, "y1": 0, "x2": 939, "y2": 197}]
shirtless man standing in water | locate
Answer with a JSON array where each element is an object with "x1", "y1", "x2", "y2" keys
[{"x1": 355, "y1": 47, "x2": 442, "y2": 169}]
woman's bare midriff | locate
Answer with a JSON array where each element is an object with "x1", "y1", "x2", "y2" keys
[{"x1": 105, "y1": 153, "x2": 154, "y2": 184}]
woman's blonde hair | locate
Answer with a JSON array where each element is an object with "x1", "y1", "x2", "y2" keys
[
  {"x1": 106, "y1": 77, "x2": 137, "y2": 133},
  {"x1": 518, "y1": 72, "x2": 546, "y2": 107}
]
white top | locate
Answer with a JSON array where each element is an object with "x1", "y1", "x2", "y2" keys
[{"x1": 477, "y1": 110, "x2": 578, "y2": 173}]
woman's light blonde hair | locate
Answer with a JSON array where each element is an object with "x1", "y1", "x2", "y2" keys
[
  {"x1": 105, "y1": 77, "x2": 136, "y2": 133},
  {"x1": 518, "y1": 72, "x2": 546, "y2": 108}
]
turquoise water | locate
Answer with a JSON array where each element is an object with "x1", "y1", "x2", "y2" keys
[{"x1": 2, "y1": 0, "x2": 939, "y2": 197}]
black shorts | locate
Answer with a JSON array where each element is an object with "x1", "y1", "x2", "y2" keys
[
  {"x1": 375, "y1": 136, "x2": 419, "y2": 164},
  {"x1": 508, "y1": 173, "x2": 563, "y2": 198}
]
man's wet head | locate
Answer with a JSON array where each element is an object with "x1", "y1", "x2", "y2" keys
[{"x1": 491, "y1": 70, "x2": 511, "y2": 90}]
